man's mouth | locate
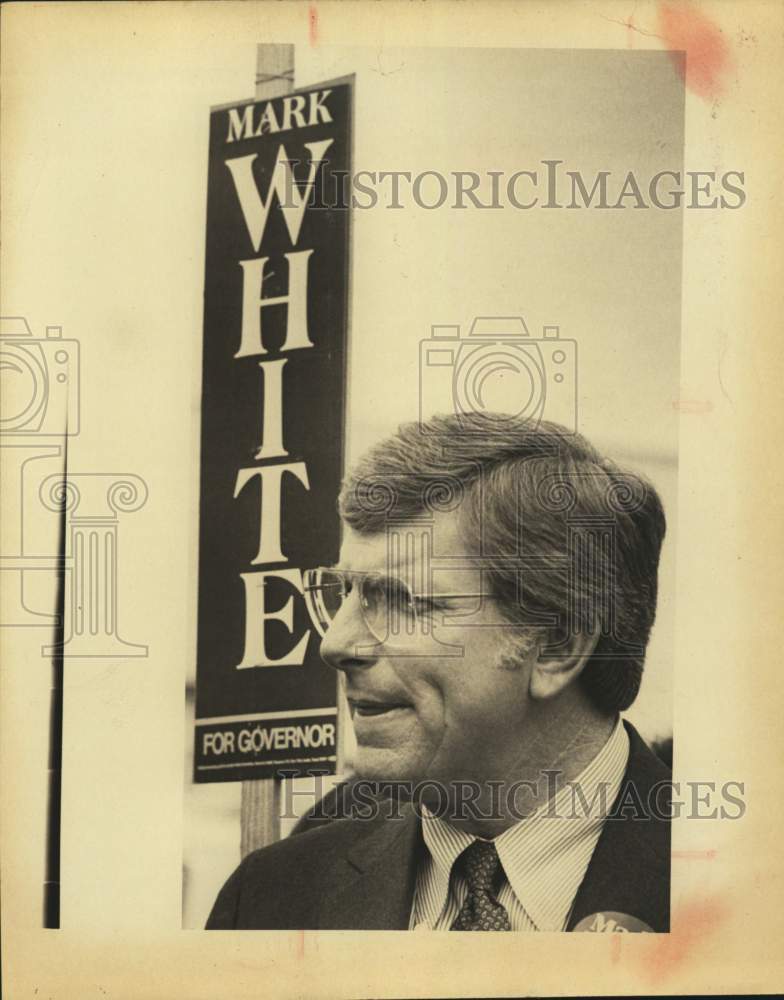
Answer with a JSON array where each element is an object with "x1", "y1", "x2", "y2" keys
[{"x1": 348, "y1": 697, "x2": 412, "y2": 718}]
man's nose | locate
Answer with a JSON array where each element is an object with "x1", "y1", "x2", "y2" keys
[{"x1": 319, "y1": 591, "x2": 378, "y2": 673}]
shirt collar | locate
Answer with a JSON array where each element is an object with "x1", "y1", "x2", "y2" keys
[
  {"x1": 417, "y1": 810, "x2": 474, "y2": 927},
  {"x1": 418, "y1": 716, "x2": 630, "y2": 930}
]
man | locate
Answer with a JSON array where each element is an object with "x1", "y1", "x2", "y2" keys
[{"x1": 207, "y1": 413, "x2": 671, "y2": 932}]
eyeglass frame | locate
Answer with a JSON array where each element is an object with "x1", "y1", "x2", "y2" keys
[{"x1": 302, "y1": 566, "x2": 503, "y2": 644}]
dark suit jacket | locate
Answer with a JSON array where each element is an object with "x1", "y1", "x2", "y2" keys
[{"x1": 206, "y1": 721, "x2": 671, "y2": 931}]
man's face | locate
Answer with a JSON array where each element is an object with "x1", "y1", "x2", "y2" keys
[{"x1": 319, "y1": 509, "x2": 539, "y2": 785}]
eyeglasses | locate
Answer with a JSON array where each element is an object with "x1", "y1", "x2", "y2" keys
[{"x1": 302, "y1": 566, "x2": 500, "y2": 644}]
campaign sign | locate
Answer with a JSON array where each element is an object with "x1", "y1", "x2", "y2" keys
[{"x1": 194, "y1": 82, "x2": 352, "y2": 782}]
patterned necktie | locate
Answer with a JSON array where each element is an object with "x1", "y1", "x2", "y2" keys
[{"x1": 450, "y1": 840, "x2": 512, "y2": 931}]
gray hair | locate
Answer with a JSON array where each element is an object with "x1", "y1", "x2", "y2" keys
[{"x1": 339, "y1": 413, "x2": 666, "y2": 713}]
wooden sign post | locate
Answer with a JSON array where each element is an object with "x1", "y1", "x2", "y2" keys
[{"x1": 240, "y1": 43, "x2": 295, "y2": 857}]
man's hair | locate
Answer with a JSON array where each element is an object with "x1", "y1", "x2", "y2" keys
[{"x1": 338, "y1": 413, "x2": 666, "y2": 713}]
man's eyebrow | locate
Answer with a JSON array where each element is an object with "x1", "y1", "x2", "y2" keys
[
  {"x1": 326, "y1": 563, "x2": 371, "y2": 575},
  {"x1": 328, "y1": 564, "x2": 384, "y2": 575},
  {"x1": 327, "y1": 564, "x2": 417, "y2": 578}
]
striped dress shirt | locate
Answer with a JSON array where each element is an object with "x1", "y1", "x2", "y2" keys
[{"x1": 410, "y1": 716, "x2": 630, "y2": 931}]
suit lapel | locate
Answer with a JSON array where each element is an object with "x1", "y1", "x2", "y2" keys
[
  {"x1": 567, "y1": 721, "x2": 671, "y2": 931},
  {"x1": 316, "y1": 806, "x2": 423, "y2": 929}
]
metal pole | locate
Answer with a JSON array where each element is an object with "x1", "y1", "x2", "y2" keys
[{"x1": 44, "y1": 440, "x2": 67, "y2": 926}]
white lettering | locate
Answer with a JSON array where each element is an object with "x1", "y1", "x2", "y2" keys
[
  {"x1": 203, "y1": 731, "x2": 236, "y2": 755},
  {"x1": 282, "y1": 94, "x2": 308, "y2": 131},
  {"x1": 225, "y1": 139, "x2": 333, "y2": 252},
  {"x1": 254, "y1": 101, "x2": 280, "y2": 135},
  {"x1": 234, "y1": 462, "x2": 310, "y2": 566},
  {"x1": 227, "y1": 106, "x2": 255, "y2": 143},
  {"x1": 236, "y1": 568, "x2": 311, "y2": 668},
  {"x1": 308, "y1": 89, "x2": 333, "y2": 125},
  {"x1": 255, "y1": 359, "x2": 288, "y2": 460},
  {"x1": 236, "y1": 722, "x2": 336, "y2": 752},
  {"x1": 236, "y1": 250, "x2": 315, "y2": 358}
]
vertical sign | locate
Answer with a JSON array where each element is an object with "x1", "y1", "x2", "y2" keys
[{"x1": 194, "y1": 82, "x2": 352, "y2": 783}]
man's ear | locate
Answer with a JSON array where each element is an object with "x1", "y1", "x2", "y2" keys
[{"x1": 529, "y1": 629, "x2": 601, "y2": 701}]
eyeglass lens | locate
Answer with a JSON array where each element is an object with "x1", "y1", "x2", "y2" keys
[{"x1": 308, "y1": 569, "x2": 419, "y2": 641}]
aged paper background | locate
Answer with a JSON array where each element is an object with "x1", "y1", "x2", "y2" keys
[{"x1": 2, "y1": 0, "x2": 783, "y2": 996}]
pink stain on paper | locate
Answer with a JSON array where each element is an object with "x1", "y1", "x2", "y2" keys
[
  {"x1": 672, "y1": 398, "x2": 714, "y2": 415},
  {"x1": 672, "y1": 848, "x2": 718, "y2": 860},
  {"x1": 641, "y1": 895, "x2": 728, "y2": 980},
  {"x1": 657, "y1": 2, "x2": 733, "y2": 99},
  {"x1": 309, "y1": 5, "x2": 319, "y2": 46}
]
